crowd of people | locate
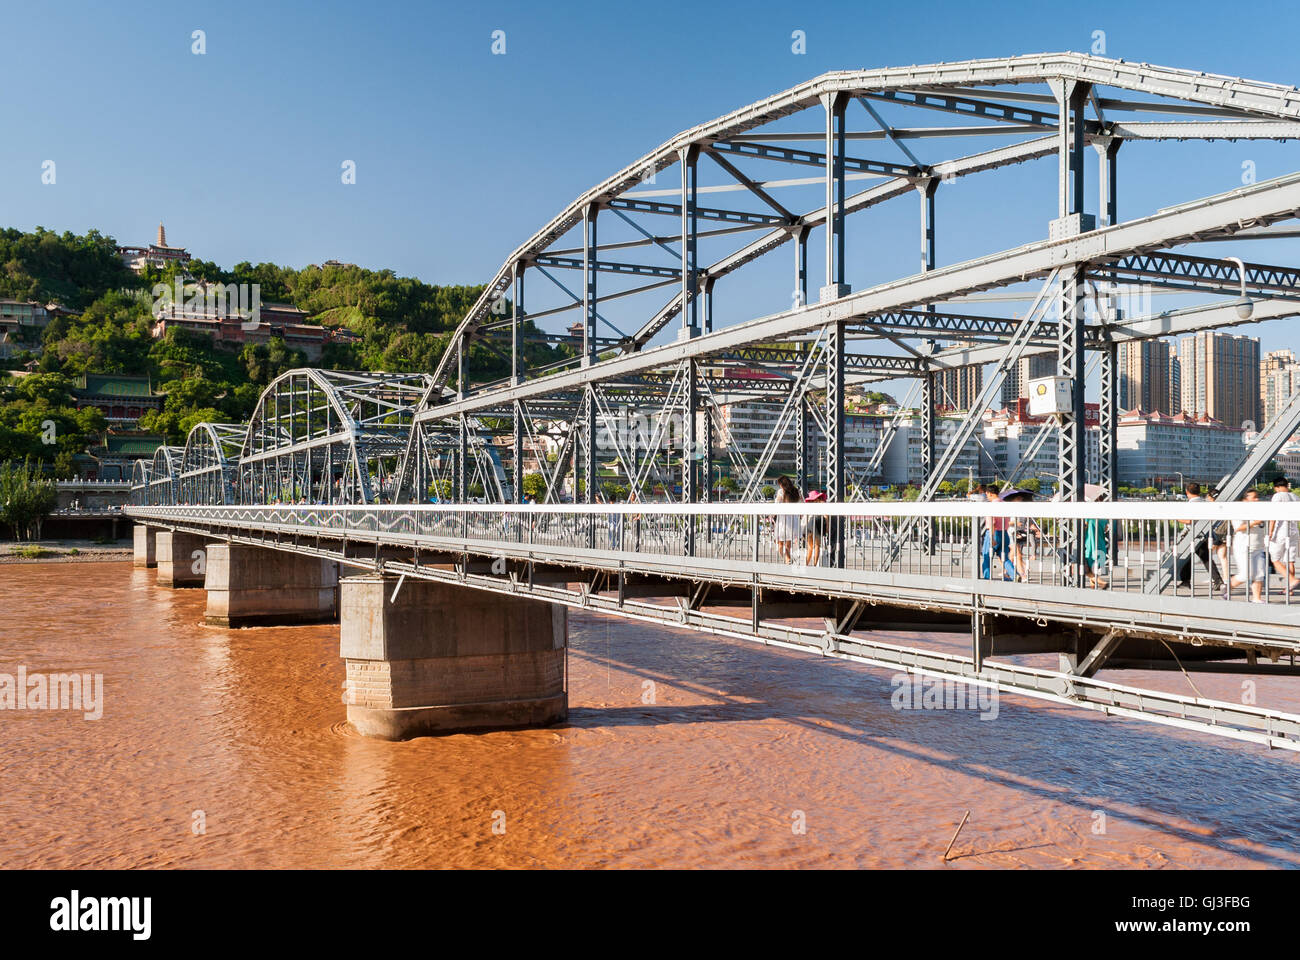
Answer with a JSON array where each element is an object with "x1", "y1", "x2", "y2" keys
[{"x1": 1177, "y1": 478, "x2": 1300, "y2": 602}]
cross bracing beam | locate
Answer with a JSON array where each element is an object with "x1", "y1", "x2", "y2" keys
[
  {"x1": 705, "y1": 139, "x2": 921, "y2": 178},
  {"x1": 858, "y1": 89, "x2": 1058, "y2": 128},
  {"x1": 530, "y1": 254, "x2": 681, "y2": 279},
  {"x1": 719, "y1": 125, "x2": 1051, "y2": 141},
  {"x1": 1110, "y1": 120, "x2": 1300, "y2": 140},
  {"x1": 625, "y1": 135, "x2": 1062, "y2": 351},
  {"x1": 605, "y1": 196, "x2": 787, "y2": 226}
]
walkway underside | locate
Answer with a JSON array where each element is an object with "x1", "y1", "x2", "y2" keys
[{"x1": 129, "y1": 507, "x2": 1300, "y2": 752}]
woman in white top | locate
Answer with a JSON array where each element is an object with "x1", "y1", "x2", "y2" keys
[
  {"x1": 774, "y1": 475, "x2": 801, "y2": 564},
  {"x1": 1230, "y1": 490, "x2": 1268, "y2": 603}
]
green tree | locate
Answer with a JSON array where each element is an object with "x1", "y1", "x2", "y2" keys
[
  {"x1": 0, "y1": 459, "x2": 57, "y2": 540},
  {"x1": 521, "y1": 472, "x2": 547, "y2": 501}
]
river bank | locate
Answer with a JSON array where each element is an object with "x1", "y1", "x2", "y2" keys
[{"x1": 0, "y1": 539, "x2": 132, "y2": 563}]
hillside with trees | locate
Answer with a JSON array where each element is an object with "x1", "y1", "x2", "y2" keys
[{"x1": 1, "y1": 226, "x2": 566, "y2": 467}]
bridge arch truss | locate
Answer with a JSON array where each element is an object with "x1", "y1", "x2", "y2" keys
[
  {"x1": 394, "y1": 52, "x2": 1300, "y2": 550},
  {"x1": 237, "y1": 369, "x2": 432, "y2": 505},
  {"x1": 178, "y1": 422, "x2": 245, "y2": 506}
]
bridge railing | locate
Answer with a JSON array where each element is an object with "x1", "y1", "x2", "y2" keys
[{"x1": 128, "y1": 500, "x2": 1300, "y2": 609}]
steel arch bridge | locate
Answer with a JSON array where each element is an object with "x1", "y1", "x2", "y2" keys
[
  {"x1": 128, "y1": 459, "x2": 152, "y2": 504},
  {"x1": 389, "y1": 51, "x2": 1300, "y2": 541},
  {"x1": 135, "y1": 445, "x2": 183, "y2": 506},
  {"x1": 177, "y1": 422, "x2": 244, "y2": 506},
  {"x1": 134, "y1": 52, "x2": 1300, "y2": 532},
  {"x1": 125, "y1": 53, "x2": 1300, "y2": 752},
  {"x1": 236, "y1": 369, "x2": 433, "y2": 505}
]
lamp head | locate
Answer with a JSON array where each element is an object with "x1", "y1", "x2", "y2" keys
[{"x1": 1235, "y1": 297, "x2": 1255, "y2": 321}]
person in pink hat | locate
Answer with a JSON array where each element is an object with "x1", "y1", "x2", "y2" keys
[{"x1": 804, "y1": 490, "x2": 828, "y2": 567}]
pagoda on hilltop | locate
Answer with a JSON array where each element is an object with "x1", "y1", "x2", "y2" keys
[{"x1": 117, "y1": 221, "x2": 192, "y2": 273}]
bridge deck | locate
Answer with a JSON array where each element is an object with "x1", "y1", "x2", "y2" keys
[
  {"x1": 126, "y1": 503, "x2": 1300, "y2": 751},
  {"x1": 127, "y1": 503, "x2": 1300, "y2": 654}
]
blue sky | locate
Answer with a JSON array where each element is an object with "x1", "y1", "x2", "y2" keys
[{"x1": 5, "y1": 0, "x2": 1300, "y2": 355}]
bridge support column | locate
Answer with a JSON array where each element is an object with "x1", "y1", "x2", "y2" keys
[
  {"x1": 132, "y1": 524, "x2": 157, "y2": 568},
  {"x1": 156, "y1": 530, "x2": 208, "y2": 587},
  {"x1": 340, "y1": 574, "x2": 567, "y2": 740},
  {"x1": 203, "y1": 543, "x2": 338, "y2": 627}
]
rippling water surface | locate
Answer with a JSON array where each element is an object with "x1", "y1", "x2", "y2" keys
[{"x1": 1, "y1": 561, "x2": 1297, "y2": 868}]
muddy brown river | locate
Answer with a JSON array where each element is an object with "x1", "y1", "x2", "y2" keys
[{"x1": 1, "y1": 561, "x2": 1296, "y2": 868}]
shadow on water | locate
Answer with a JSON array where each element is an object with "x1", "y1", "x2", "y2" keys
[{"x1": 565, "y1": 619, "x2": 1300, "y2": 869}]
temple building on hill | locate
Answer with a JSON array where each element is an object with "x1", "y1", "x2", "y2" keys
[
  {"x1": 71, "y1": 374, "x2": 164, "y2": 428},
  {"x1": 79, "y1": 432, "x2": 165, "y2": 481},
  {"x1": 117, "y1": 222, "x2": 192, "y2": 273}
]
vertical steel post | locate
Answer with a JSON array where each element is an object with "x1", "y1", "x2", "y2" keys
[
  {"x1": 1097, "y1": 137, "x2": 1121, "y2": 227},
  {"x1": 821, "y1": 93, "x2": 849, "y2": 301},
  {"x1": 702, "y1": 275, "x2": 715, "y2": 335},
  {"x1": 1052, "y1": 79, "x2": 1090, "y2": 221},
  {"x1": 918, "y1": 176, "x2": 939, "y2": 552},
  {"x1": 582, "y1": 204, "x2": 598, "y2": 365},
  {"x1": 456, "y1": 342, "x2": 467, "y2": 503},
  {"x1": 796, "y1": 393, "x2": 808, "y2": 494},
  {"x1": 826, "y1": 322, "x2": 846, "y2": 566},
  {"x1": 1058, "y1": 265, "x2": 1088, "y2": 584},
  {"x1": 794, "y1": 224, "x2": 810, "y2": 308},
  {"x1": 684, "y1": 361, "x2": 698, "y2": 554},
  {"x1": 583, "y1": 386, "x2": 596, "y2": 506},
  {"x1": 511, "y1": 261, "x2": 524, "y2": 385},
  {"x1": 921, "y1": 369, "x2": 937, "y2": 552},
  {"x1": 680, "y1": 145, "x2": 700, "y2": 337},
  {"x1": 457, "y1": 415, "x2": 468, "y2": 503},
  {"x1": 513, "y1": 400, "x2": 524, "y2": 503},
  {"x1": 918, "y1": 177, "x2": 937, "y2": 277}
]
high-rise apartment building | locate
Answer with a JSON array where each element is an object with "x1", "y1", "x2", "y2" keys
[
  {"x1": 1001, "y1": 350, "x2": 1056, "y2": 407},
  {"x1": 1118, "y1": 339, "x2": 1175, "y2": 414},
  {"x1": 1261, "y1": 349, "x2": 1300, "y2": 428},
  {"x1": 934, "y1": 360, "x2": 983, "y2": 412},
  {"x1": 1178, "y1": 332, "x2": 1261, "y2": 430}
]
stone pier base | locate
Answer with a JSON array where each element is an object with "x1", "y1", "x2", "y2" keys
[
  {"x1": 132, "y1": 524, "x2": 156, "y2": 568},
  {"x1": 203, "y1": 543, "x2": 339, "y2": 627},
  {"x1": 156, "y1": 530, "x2": 209, "y2": 587},
  {"x1": 340, "y1": 575, "x2": 567, "y2": 739}
]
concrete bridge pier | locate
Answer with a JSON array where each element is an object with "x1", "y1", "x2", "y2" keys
[
  {"x1": 340, "y1": 574, "x2": 567, "y2": 740},
  {"x1": 156, "y1": 530, "x2": 209, "y2": 587},
  {"x1": 203, "y1": 543, "x2": 339, "y2": 627},
  {"x1": 132, "y1": 524, "x2": 157, "y2": 568}
]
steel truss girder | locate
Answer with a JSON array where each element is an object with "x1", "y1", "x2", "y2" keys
[{"x1": 1088, "y1": 250, "x2": 1300, "y2": 299}]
